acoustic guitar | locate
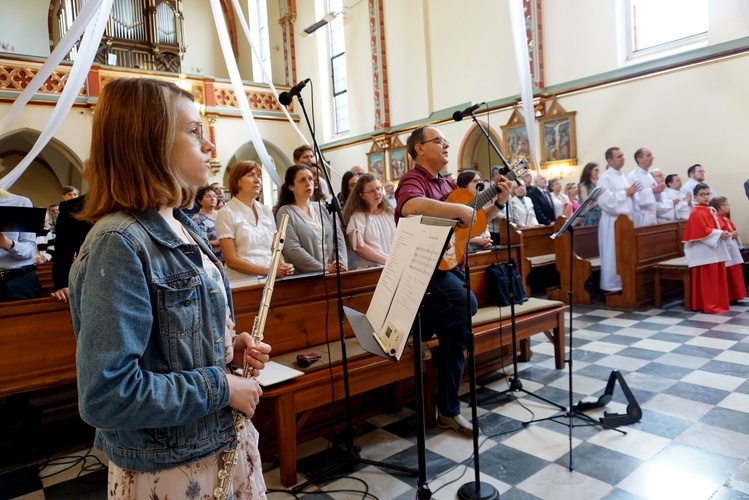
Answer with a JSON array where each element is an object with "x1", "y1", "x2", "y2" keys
[{"x1": 439, "y1": 159, "x2": 529, "y2": 271}]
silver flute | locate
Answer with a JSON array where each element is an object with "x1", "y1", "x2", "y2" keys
[{"x1": 214, "y1": 213, "x2": 289, "y2": 500}]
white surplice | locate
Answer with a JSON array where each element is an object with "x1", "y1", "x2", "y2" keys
[
  {"x1": 597, "y1": 167, "x2": 634, "y2": 292},
  {"x1": 627, "y1": 167, "x2": 659, "y2": 227},
  {"x1": 658, "y1": 187, "x2": 691, "y2": 222}
]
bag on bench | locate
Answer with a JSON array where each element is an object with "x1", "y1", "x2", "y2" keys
[{"x1": 486, "y1": 261, "x2": 528, "y2": 307}]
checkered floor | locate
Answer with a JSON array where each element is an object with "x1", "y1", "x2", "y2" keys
[{"x1": 5, "y1": 300, "x2": 749, "y2": 499}]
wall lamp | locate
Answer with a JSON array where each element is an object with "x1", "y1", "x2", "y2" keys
[{"x1": 301, "y1": 12, "x2": 340, "y2": 37}]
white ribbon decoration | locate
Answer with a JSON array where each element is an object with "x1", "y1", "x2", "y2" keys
[
  {"x1": 229, "y1": 0, "x2": 309, "y2": 146},
  {"x1": 0, "y1": 0, "x2": 114, "y2": 190},
  {"x1": 0, "y1": 0, "x2": 104, "y2": 136},
  {"x1": 209, "y1": 0, "x2": 281, "y2": 186},
  {"x1": 508, "y1": 0, "x2": 541, "y2": 171}
]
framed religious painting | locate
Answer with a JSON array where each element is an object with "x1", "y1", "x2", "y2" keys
[
  {"x1": 367, "y1": 140, "x2": 384, "y2": 181},
  {"x1": 388, "y1": 136, "x2": 409, "y2": 182},
  {"x1": 501, "y1": 107, "x2": 534, "y2": 169},
  {"x1": 538, "y1": 99, "x2": 577, "y2": 168}
]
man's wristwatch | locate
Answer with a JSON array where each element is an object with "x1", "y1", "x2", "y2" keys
[{"x1": 494, "y1": 200, "x2": 505, "y2": 210}]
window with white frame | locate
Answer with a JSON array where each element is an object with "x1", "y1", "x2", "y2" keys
[
  {"x1": 627, "y1": 0, "x2": 708, "y2": 56},
  {"x1": 250, "y1": 0, "x2": 272, "y2": 83},
  {"x1": 326, "y1": 0, "x2": 349, "y2": 134}
]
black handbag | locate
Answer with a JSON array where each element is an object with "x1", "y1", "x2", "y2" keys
[{"x1": 486, "y1": 261, "x2": 528, "y2": 307}]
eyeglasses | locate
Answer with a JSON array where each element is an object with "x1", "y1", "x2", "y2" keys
[
  {"x1": 190, "y1": 122, "x2": 205, "y2": 143},
  {"x1": 420, "y1": 137, "x2": 449, "y2": 147}
]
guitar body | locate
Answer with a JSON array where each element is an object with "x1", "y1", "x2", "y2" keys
[
  {"x1": 437, "y1": 158, "x2": 529, "y2": 271},
  {"x1": 438, "y1": 188, "x2": 489, "y2": 271}
]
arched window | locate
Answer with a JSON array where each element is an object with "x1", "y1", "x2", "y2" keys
[{"x1": 52, "y1": 0, "x2": 186, "y2": 72}]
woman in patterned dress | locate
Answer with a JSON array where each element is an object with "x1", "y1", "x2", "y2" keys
[{"x1": 191, "y1": 185, "x2": 223, "y2": 260}]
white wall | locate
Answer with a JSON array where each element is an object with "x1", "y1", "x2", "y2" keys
[{"x1": 0, "y1": 0, "x2": 50, "y2": 57}]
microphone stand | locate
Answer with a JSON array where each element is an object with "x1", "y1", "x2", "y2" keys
[
  {"x1": 289, "y1": 93, "x2": 415, "y2": 492},
  {"x1": 458, "y1": 183, "x2": 498, "y2": 500},
  {"x1": 465, "y1": 112, "x2": 564, "y2": 412}
]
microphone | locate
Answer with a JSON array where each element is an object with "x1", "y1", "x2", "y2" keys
[
  {"x1": 476, "y1": 182, "x2": 485, "y2": 192},
  {"x1": 452, "y1": 102, "x2": 485, "y2": 121},
  {"x1": 278, "y1": 78, "x2": 311, "y2": 106}
]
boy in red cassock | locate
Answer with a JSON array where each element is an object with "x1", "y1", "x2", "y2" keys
[
  {"x1": 709, "y1": 196, "x2": 746, "y2": 303},
  {"x1": 682, "y1": 183, "x2": 732, "y2": 313}
]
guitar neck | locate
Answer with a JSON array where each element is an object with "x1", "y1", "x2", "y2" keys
[{"x1": 468, "y1": 184, "x2": 499, "y2": 210}]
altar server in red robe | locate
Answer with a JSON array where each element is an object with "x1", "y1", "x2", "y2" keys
[
  {"x1": 682, "y1": 183, "x2": 732, "y2": 313},
  {"x1": 710, "y1": 196, "x2": 746, "y2": 303}
]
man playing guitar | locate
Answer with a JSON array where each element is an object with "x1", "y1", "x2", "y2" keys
[{"x1": 394, "y1": 125, "x2": 512, "y2": 436}]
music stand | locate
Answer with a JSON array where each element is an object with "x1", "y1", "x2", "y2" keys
[
  {"x1": 534, "y1": 186, "x2": 627, "y2": 471},
  {"x1": 344, "y1": 215, "x2": 457, "y2": 498}
]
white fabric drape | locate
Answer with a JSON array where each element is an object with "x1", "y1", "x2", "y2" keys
[
  {"x1": 508, "y1": 0, "x2": 541, "y2": 171},
  {"x1": 0, "y1": 0, "x2": 113, "y2": 189},
  {"x1": 209, "y1": 0, "x2": 281, "y2": 186}
]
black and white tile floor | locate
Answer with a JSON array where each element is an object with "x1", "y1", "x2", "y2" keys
[{"x1": 5, "y1": 301, "x2": 749, "y2": 499}]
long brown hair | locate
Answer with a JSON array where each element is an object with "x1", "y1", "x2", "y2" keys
[
  {"x1": 340, "y1": 170, "x2": 359, "y2": 205},
  {"x1": 79, "y1": 78, "x2": 196, "y2": 222},
  {"x1": 343, "y1": 173, "x2": 392, "y2": 222},
  {"x1": 579, "y1": 162, "x2": 599, "y2": 187},
  {"x1": 273, "y1": 164, "x2": 312, "y2": 215}
]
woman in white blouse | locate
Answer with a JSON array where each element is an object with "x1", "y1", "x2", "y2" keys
[
  {"x1": 549, "y1": 177, "x2": 572, "y2": 219},
  {"x1": 216, "y1": 160, "x2": 294, "y2": 282},
  {"x1": 274, "y1": 164, "x2": 347, "y2": 274},
  {"x1": 509, "y1": 182, "x2": 541, "y2": 227},
  {"x1": 342, "y1": 173, "x2": 396, "y2": 268}
]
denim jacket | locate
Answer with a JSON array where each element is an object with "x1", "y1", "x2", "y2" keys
[{"x1": 69, "y1": 209, "x2": 236, "y2": 472}]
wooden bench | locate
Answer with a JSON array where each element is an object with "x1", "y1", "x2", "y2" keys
[
  {"x1": 653, "y1": 256, "x2": 691, "y2": 311},
  {"x1": 35, "y1": 262, "x2": 56, "y2": 297},
  {"x1": 233, "y1": 247, "x2": 566, "y2": 486},
  {"x1": 547, "y1": 220, "x2": 601, "y2": 305},
  {"x1": 462, "y1": 250, "x2": 566, "y2": 370},
  {"x1": 0, "y1": 297, "x2": 76, "y2": 398},
  {"x1": 0, "y1": 247, "x2": 566, "y2": 488},
  {"x1": 606, "y1": 216, "x2": 686, "y2": 310}
]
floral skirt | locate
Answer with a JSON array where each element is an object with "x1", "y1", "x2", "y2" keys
[{"x1": 108, "y1": 420, "x2": 266, "y2": 499}]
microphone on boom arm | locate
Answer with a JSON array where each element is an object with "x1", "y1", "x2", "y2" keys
[
  {"x1": 279, "y1": 78, "x2": 311, "y2": 106},
  {"x1": 452, "y1": 102, "x2": 485, "y2": 121}
]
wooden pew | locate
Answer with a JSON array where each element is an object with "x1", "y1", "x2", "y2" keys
[
  {"x1": 495, "y1": 219, "x2": 557, "y2": 295},
  {"x1": 606, "y1": 215, "x2": 686, "y2": 310},
  {"x1": 0, "y1": 297, "x2": 76, "y2": 398},
  {"x1": 547, "y1": 219, "x2": 601, "y2": 305},
  {"x1": 0, "y1": 247, "x2": 567, "y2": 487},
  {"x1": 35, "y1": 262, "x2": 55, "y2": 297}
]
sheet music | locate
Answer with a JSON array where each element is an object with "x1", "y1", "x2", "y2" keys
[{"x1": 367, "y1": 216, "x2": 455, "y2": 359}]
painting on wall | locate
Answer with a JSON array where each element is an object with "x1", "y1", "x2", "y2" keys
[
  {"x1": 367, "y1": 140, "x2": 384, "y2": 181},
  {"x1": 501, "y1": 107, "x2": 534, "y2": 168},
  {"x1": 388, "y1": 136, "x2": 409, "y2": 182},
  {"x1": 538, "y1": 99, "x2": 577, "y2": 168}
]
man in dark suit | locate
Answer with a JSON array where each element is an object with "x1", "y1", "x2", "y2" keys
[
  {"x1": 51, "y1": 194, "x2": 92, "y2": 302},
  {"x1": 525, "y1": 172, "x2": 555, "y2": 225}
]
